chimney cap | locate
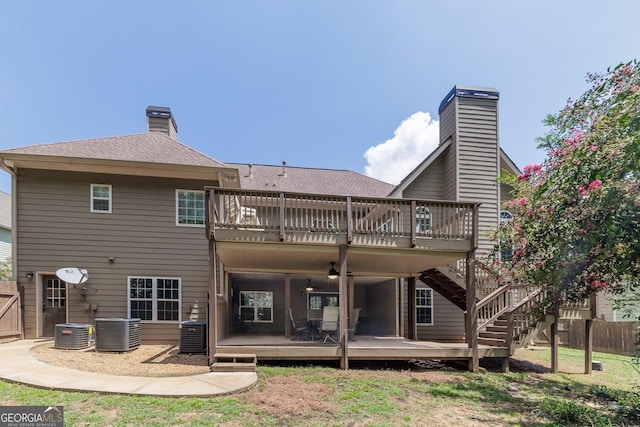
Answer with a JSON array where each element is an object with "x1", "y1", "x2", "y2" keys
[
  {"x1": 438, "y1": 85, "x2": 499, "y2": 114},
  {"x1": 146, "y1": 105, "x2": 178, "y2": 131}
]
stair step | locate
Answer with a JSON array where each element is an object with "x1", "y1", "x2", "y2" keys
[
  {"x1": 211, "y1": 353, "x2": 257, "y2": 372},
  {"x1": 478, "y1": 337, "x2": 506, "y2": 347},
  {"x1": 486, "y1": 325, "x2": 507, "y2": 333},
  {"x1": 493, "y1": 320, "x2": 508, "y2": 327},
  {"x1": 479, "y1": 331, "x2": 507, "y2": 339}
]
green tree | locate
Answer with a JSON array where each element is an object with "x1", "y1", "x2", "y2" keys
[{"x1": 489, "y1": 60, "x2": 640, "y2": 313}]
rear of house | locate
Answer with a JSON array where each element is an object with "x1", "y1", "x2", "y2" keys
[{"x1": 1, "y1": 86, "x2": 529, "y2": 371}]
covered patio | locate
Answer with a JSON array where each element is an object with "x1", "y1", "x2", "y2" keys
[{"x1": 206, "y1": 188, "x2": 482, "y2": 369}]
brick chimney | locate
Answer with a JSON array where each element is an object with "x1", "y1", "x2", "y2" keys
[{"x1": 146, "y1": 106, "x2": 178, "y2": 139}]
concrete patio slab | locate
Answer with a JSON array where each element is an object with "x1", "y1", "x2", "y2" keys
[{"x1": 0, "y1": 339, "x2": 257, "y2": 396}]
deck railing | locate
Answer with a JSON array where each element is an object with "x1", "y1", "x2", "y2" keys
[{"x1": 208, "y1": 188, "x2": 478, "y2": 245}]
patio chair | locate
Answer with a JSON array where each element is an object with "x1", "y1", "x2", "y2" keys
[
  {"x1": 347, "y1": 307, "x2": 361, "y2": 341},
  {"x1": 289, "y1": 308, "x2": 309, "y2": 340},
  {"x1": 319, "y1": 306, "x2": 340, "y2": 343}
]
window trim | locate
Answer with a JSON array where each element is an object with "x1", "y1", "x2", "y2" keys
[
  {"x1": 127, "y1": 276, "x2": 181, "y2": 323},
  {"x1": 416, "y1": 287, "x2": 434, "y2": 326},
  {"x1": 239, "y1": 290, "x2": 274, "y2": 323},
  {"x1": 90, "y1": 184, "x2": 112, "y2": 213},
  {"x1": 176, "y1": 189, "x2": 206, "y2": 227}
]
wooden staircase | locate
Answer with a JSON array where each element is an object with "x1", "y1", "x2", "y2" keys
[
  {"x1": 419, "y1": 268, "x2": 469, "y2": 310},
  {"x1": 421, "y1": 265, "x2": 551, "y2": 356}
]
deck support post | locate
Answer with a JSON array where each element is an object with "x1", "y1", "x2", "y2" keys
[
  {"x1": 465, "y1": 253, "x2": 478, "y2": 373},
  {"x1": 407, "y1": 277, "x2": 416, "y2": 340},
  {"x1": 550, "y1": 312, "x2": 559, "y2": 373},
  {"x1": 584, "y1": 294, "x2": 597, "y2": 374},
  {"x1": 208, "y1": 239, "x2": 218, "y2": 366},
  {"x1": 339, "y1": 244, "x2": 349, "y2": 370},
  {"x1": 284, "y1": 274, "x2": 291, "y2": 339}
]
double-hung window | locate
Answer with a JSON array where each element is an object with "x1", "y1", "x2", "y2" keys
[
  {"x1": 128, "y1": 277, "x2": 181, "y2": 322},
  {"x1": 176, "y1": 190, "x2": 205, "y2": 226},
  {"x1": 416, "y1": 287, "x2": 433, "y2": 325},
  {"x1": 91, "y1": 184, "x2": 112, "y2": 213},
  {"x1": 239, "y1": 291, "x2": 273, "y2": 322}
]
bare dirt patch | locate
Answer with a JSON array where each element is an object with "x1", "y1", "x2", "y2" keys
[{"x1": 30, "y1": 343, "x2": 209, "y2": 377}]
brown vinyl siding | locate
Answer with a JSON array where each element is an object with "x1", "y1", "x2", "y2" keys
[
  {"x1": 455, "y1": 97, "x2": 499, "y2": 254},
  {"x1": 16, "y1": 169, "x2": 212, "y2": 343},
  {"x1": 400, "y1": 280, "x2": 466, "y2": 341},
  {"x1": 402, "y1": 153, "x2": 446, "y2": 200},
  {"x1": 439, "y1": 101, "x2": 459, "y2": 201}
]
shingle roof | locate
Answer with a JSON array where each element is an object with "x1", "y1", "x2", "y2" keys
[
  {"x1": 228, "y1": 163, "x2": 395, "y2": 197},
  {"x1": 0, "y1": 132, "x2": 227, "y2": 168}
]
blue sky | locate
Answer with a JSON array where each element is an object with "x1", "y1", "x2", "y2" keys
[{"x1": 1, "y1": 1, "x2": 639, "y2": 194}]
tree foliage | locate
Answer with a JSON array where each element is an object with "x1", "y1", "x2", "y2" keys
[
  {"x1": 0, "y1": 257, "x2": 12, "y2": 281},
  {"x1": 489, "y1": 60, "x2": 640, "y2": 312}
]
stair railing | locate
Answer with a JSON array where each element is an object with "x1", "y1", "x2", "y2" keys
[
  {"x1": 507, "y1": 286, "x2": 547, "y2": 352},
  {"x1": 476, "y1": 284, "x2": 511, "y2": 331}
]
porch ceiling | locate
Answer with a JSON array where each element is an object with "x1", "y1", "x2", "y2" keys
[{"x1": 215, "y1": 242, "x2": 466, "y2": 277}]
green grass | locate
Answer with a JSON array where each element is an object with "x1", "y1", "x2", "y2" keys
[{"x1": 0, "y1": 347, "x2": 639, "y2": 426}]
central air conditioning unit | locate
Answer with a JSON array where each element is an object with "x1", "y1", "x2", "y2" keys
[
  {"x1": 54, "y1": 323, "x2": 92, "y2": 350},
  {"x1": 179, "y1": 321, "x2": 207, "y2": 354},
  {"x1": 95, "y1": 318, "x2": 141, "y2": 352}
]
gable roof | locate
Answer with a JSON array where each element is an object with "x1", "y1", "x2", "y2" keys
[
  {"x1": 0, "y1": 132, "x2": 240, "y2": 184},
  {"x1": 228, "y1": 163, "x2": 395, "y2": 197},
  {"x1": 388, "y1": 139, "x2": 453, "y2": 198},
  {"x1": 0, "y1": 132, "x2": 227, "y2": 168}
]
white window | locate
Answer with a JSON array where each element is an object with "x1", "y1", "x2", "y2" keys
[
  {"x1": 240, "y1": 291, "x2": 273, "y2": 323},
  {"x1": 500, "y1": 210, "x2": 514, "y2": 222},
  {"x1": 416, "y1": 288, "x2": 433, "y2": 325},
  {"x1": 91, "y1": 184, "x2": 112, "y2": 213},
  {"x1": 416, "y1": 206, "x2": 431, "y2": 234},
  {"x1": 499, "y1": 210, "x2": 515, "y2": 260},
  {"x1": 128, "y1": 277, "x2": 181, "y2": 322},
  {"x1": 176, "y1": 190, "x2": 205, "y2": 226}
]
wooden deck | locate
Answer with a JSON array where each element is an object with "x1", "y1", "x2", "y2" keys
[{"x1": 216, "y1": 334, "x2": 508, "y2": 361}]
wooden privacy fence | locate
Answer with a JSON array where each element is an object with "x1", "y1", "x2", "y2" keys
[
  {"x1": 0, "y1": 281, "x2": 22, "y2": 343},
  {"x1": 559, "y1": 319, "x2": 639, "y2": 356}
]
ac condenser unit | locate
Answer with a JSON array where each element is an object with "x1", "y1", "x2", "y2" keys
[
  {"x1": 54, "y1": 323, "x2": 92, "y2": 350},
  {"x1": 95, "y1": 318, "x2": 141, "y2": 352},
  {"x1": 179, "y1": 321, "x2": 207, "y2": 354}
]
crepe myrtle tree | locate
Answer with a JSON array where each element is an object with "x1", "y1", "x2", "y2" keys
[{"x1": 486, "y1": 60, "x2": 640, "y2": 315}]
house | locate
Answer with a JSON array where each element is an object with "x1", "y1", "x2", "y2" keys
[
  {"x1": 0, "y1": 88, "x2": 561, "y2": 372},
  {"x1": 0, "y1": 191, "x2": 11, "y2": 262}
]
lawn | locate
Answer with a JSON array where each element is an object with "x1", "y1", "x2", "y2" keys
[{"x1": 1, "y1": 346, "x2": 639, "y2": 426}]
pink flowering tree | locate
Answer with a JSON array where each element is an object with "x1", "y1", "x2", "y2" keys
[{"x1": 489, "y1": 60, "x2": 640, "y2": 314}]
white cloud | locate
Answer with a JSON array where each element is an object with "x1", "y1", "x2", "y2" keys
[{"x1": 364, "y1": 111, "x2": 439, "y2": 184}]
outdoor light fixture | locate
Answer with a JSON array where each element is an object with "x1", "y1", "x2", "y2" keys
[
  {"x1": 305, "y1": 279, "x2": 314, "y2": 292},
  {"x1": 327, "y1": 262, "x2": 339, "y2": 280},
  {"x1": 25, "y1": 272, "x2": 34, "y2": 279}
]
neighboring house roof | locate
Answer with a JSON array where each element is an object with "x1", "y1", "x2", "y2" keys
[
  {"x1": 228, "y1": 163, "x2": 395, "y2": 198},
  {"x1": 0, "y1": 132, "x2": 227, "y2": 168},
  {"x1": 0, "y1": 191, "x2": 10, "y2": 230}
]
